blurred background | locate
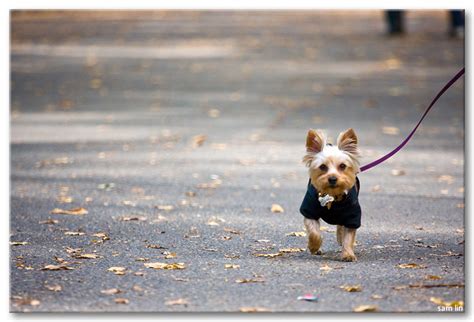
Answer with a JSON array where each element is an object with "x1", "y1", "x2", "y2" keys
[{"x1": 10, "y1": 11, "x2": 464, "y2": 312}]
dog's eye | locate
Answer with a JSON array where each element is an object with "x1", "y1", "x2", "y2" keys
[
  {"x1": 319, "y1": 164, "x2": 328, "y2": 171},
  {"x1": 339, "y1": 164, "x2": 346, "y2": 170}
]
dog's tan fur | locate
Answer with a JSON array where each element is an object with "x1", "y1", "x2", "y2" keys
[{"x1": 303, "y1": 128, "x2": 360, "y2": 261}]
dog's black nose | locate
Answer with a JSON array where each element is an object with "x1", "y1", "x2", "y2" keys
[{"x1": 328, "y1": 176, "x2": 337, "y2": 185}]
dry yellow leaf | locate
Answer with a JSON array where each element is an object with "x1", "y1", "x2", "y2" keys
[
  {"x1": 391, "y1": 169, "x2": 406, "y2": 176},
  {"x1": 42, "y1": 264, "x2": 74, "y2": 271},
  {"x1": 10, "y1": 241, "x2": 29, "y2": 246},
  {"x1": 425, "y1": 275, "x2": 442, "y2": 280},
  {"x1": 382, "y1": 126, "x2": 400, "y2": 135},
  {"x1": 73, "y1": 253, "x2": 101, "y2": 259},
  {"x1": 254, "y1": 253, "x2": 282, "y2": 258},
  {"x1": 45, "y1": 285, "x2": 62, "y2": 292},
  {"x1": 119, "y1": 216, "x2": 147, "y2": 221},
  {"x1": 144, "y1": 262, "x2": 185, "y2": 270},
  {"x1": 165, "y1": 298, "x2": 188, "y2": 306},
  {"x1": 156, "y1": 205, "x2": 174, "y2": 211},
  {"x1": 101, "y1": 288, "x2": 121, "y2": 295},
  {"x1": 224, "y1": 264, "x2": 240, "y2": 269},
  {"x1": 270, "y1": 204, "x2": 284, "y2": 213},
  {"x1": 51, "y1": 207, "x2": 88, "y2": 215},
  {"x1": 396, "y1": 263, "x2": 426, "y2": 269},
  {"x1": 340, "y1": 285, "x2": 362, "y2": 292},
  {"x1": 286, "y1": 231, "x2": 306, "y2": 237},
  {"x1": 114, "y1": 298, "x2": 129, "y2": 304},
  {"x1": 236, "y1": 278, "x2": 264, "y2": 284},
  {"x1": 239, "y1": 307, "x2": 270, "y2": 312},
  {"x1": 192, "y1": 134, "x2": 207, "y2": 148},
  {"x1": 279, "y1": 248, "x2": 305, "y2": 253},
  {"x1": 164, "y1": 252, "x2": 177, "y2": 259},
  {"x1": 108, "y1": 267, "x2": 126, "y2": 275},
  {"x1": 64, "y1": 231, "x2": 85, "y2": 236},
  {"x1": 430, "y1": 297, "x2": 463, "y2": 307},
  {"x1": 353, "y1": 305, "x2": 378, "y2": 312}
]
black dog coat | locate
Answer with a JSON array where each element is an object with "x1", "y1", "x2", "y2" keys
[{"x1": 300, "y1": 177, "x2": 361, "y2": 229}]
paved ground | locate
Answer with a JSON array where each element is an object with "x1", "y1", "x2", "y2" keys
[{"x1": 10, "y1": 11, "x2": 464, "y2": 312}]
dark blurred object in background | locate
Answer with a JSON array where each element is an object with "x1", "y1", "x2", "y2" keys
[{"x1": 385, "y1": 10, "x2": 464, "y2": 38}]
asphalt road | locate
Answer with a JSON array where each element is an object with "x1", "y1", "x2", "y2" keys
[{"x1": 10, "y1": 11, "x2": 464, "y2": 312}]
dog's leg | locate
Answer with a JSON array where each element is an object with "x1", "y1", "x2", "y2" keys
[
  {"x1": 336, "y1": 225, "x2": 344, "y2": 246},
  {"x1": 304, "y1": 218, "x2": 322, "y2": 255},
  {"x1": 341, "y1": 227, "x2": 357, "y2": 262}
]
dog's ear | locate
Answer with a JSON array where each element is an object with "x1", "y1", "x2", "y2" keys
[
  {"x1": 337, "y1": 128, "x2": 359, "y2": 156},
  {"x1": 306, "y1": 129, "x2": 326, "y2": 153}
]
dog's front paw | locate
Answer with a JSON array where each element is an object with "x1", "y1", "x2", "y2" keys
[
  {"x1": 308, "y1": 233, "x2": 322, "y2": 255},
  {"x1": 341, "y1": 252, "x2": 357, "y2": 262}
]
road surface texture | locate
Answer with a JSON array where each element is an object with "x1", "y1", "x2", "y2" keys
[{"x1": 10, "y1": 11, "x2": 464, "y2": 313}]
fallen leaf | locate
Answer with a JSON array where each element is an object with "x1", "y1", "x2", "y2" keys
[
  {"x1": 130, "y1": 285, "x2": 143, "y2": 293},
  {"x1": 425, "y1": 275, "x2": 442, "y2": 280},
  {"x1": 208, "y1": 109, "x2": 220, "y2": 118},
  {"x1": 65, "y1": 247, "x2": 82, "y2": 254},
  {"x1": 224, "y1": 264, "x2": 240, "y2": 269},
  {"x1": 286, "y1": 231, "x2": 306, "y2": 237},
  {"x1": 438, "y1": 175, "x2": 454, "y2": 184},
  {"x1": 156, "y1": 205, "x2": 174, "y2": 211},
  {"x1": 164, "y1": 252, "x2": 177, "y2": 259},
  {"x1": 236, "y1": 278, "x2": 265, "y2": 284},
  {"x1": 39, "y1": 218, "x2": 59, "y2": 225},
  {"x1": 144, "y1": 262, "x2": 185, "y2": 270},
  {"x1": 270, "y1": 204, "x2": 284, "y2": 213},
  {"x1": 51, "y1": 207, "x2": 88, "y2": 215},
  {"x1": 11, "y1": 296, "x2": 41, "y2": 307},
  {"x1": 371, "y1": 294, "x2": 384, "y2": 300},
  {"x1": 146, "y1": 244, "x2": 166, "y2": 249},
  {"x1": 10, "y1": 241, "x2": 29, "y2": 246},
  {"x1": 45, "y1": 285, "x2": 62, "y2": 292},
  {"x1": 430, "y1": 297, "x2": 463, "y2": 307},
  {"x1": 353, "y1": 305, "x2": 378, "y2": 312},
  {"x1": 239, "y1": 307, "x2": 270, "y2": 312},
  {"x1": 114, "y1": 298, "x2": 129, "y2": 304},
  {"x1": 64, "y1": 231, "x2": 85, "y2": 236},
  {"x1": 382, "y1": 126, "x2": 400, "y2": 135},
  {"x1": 192, "y1": 134, "x2": 207, "y2": 148},
  {"x1": 207, "y1": 216, "x2": 225, "y2": 226},
  {"x1": 396, "y1": 263, "x2": 426, "y2": 269},
  {"x1": 57, "y1": 195, "x2": 73, "y2": 203},
  {"x1": 73, "y1": 253, "x2": 101, "y2": 259},
  {"x1": 165, "y1": 298, "x2": 188, "y2": 306},
  {"x1": 92, "y1": 232, "x2": 110, "y2": 241},
  {"x1": 101, "y1": 288, "x2": 122, "y2": 295},
  {"x1": 108, "y1": 267, "x2": 126, "y2": 275},
  {"x1": 279, "y1": 248, "x2": 305, "y2": 253},
  {"x1": 340, "y1": 285, "x2": 362, "y2": 292},
  {"x1": 391, "y1": 169, "x2": 406, "y2": 176},
  {"x1": 119, "y1": 216, "x2": 147, "y2": 222},
  {"x1": 224, "y1": 227, "x2": 241, "y2": 234},
  {"x1": 135, "y1": 257, "x2": 149, "y2": 262},
  {"x1": 42, "y1": 264, "x2": 74, "y2": 271},
  {"x1": 254, "y1": 253, "x2": 282, "y2": 258}
]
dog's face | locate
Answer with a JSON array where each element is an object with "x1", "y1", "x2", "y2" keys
[{"x1": 303, "y1": 128, "x2": 360, "y2": 197}]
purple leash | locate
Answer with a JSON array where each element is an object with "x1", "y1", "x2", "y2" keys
[{"x1": 360, "y1": 67, "x2": 465, "y2": 173}]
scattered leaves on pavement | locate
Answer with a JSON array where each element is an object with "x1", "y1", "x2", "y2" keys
[
  {"x1": 279, "y1": 248, "x2": 305, "y2": 253},
  {"x1": 396, "y1": 263, "x2": 426, "y2": 269},
  {"x1": 236, "y1": 278, "x2": 265, "y2": 284},
  {"x1": 391, "y1": 169, "x2": 406, "y2": 176},
  {"x1": 254, "y1": 253, "x2": 282, "y2": 258},
  {"x1": 10, "y1": 241, "x2": 29, "y2": 246},
  {"x1": 45, "y1": 284, "x2": 62, "y2": 292},
  {"x1": 224, "y1": 264, "x2": 240, "y2": 269},
  {"x1": 64, "y1": 231, "x2": 85, "y2": 236}
]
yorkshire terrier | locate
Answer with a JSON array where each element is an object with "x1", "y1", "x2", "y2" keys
[{"x1": 300, "y1": 128, "x2": 361, "y2": 262}]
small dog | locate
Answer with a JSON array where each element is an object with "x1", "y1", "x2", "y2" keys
[{"x1": 300, "y1": 128, "x2": 361, "y2": 261}]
